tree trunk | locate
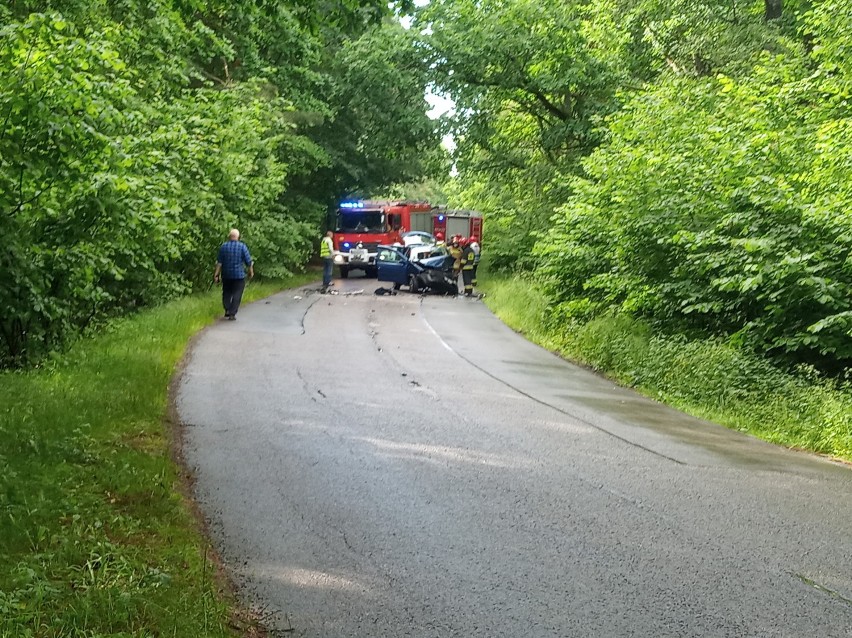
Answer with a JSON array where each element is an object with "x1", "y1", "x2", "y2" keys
[{"x1": 765, "y1": 0, "x2": 782, "y2": 20}]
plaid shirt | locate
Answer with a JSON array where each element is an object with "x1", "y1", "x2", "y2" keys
[{"x1": 217, "y1": 240, "x2": 253, "y2": 279}]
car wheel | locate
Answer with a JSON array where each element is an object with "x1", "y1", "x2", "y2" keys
[
  {"x1": 409, "y1": 274, "x2": 419, "y2": 293},
  {"x1": 340, "y1": 266, "x2": 349, "y2": 279}
]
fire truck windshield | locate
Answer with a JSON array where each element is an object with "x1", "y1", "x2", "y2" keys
[{"x1": 336, "y1": 211, "x2": 386, "y2": 234}]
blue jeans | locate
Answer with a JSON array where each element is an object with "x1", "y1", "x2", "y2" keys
[{"x1": 322, "y1": 258, "x2": 333, "y2": 287}]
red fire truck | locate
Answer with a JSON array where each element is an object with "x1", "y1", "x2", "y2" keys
[
  {"x1": 332, "y1": 200, "x2": 434, "y2": 277},
  {"x1": 431, "y1": 207, "x2": 484, "y2": 243}
]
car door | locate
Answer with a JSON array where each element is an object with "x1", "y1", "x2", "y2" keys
[{"x1": 375, "y1": 246, "x2": 409, "y2": 285}]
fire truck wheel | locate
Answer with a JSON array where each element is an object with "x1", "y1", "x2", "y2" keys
[
  {"x1": 339, "y1": 266, "x2": 349, "y2": 279},
  {"x1": 409, "y1": 274, "x2": 419, "y2": 293}
]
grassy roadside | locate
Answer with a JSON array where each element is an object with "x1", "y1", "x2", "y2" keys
[
  {"x1": 0, "y1": 273, "x2": 316, "y2": 637},
  {"x1": 478, "y1": 273, "x2": 852, "y2": 464}
]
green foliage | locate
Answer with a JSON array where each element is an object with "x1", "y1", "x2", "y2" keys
[
  {"x1": 534, "y1": 54, "x2": 852, "y2": 370},
  {"x1": 415, "y1": 0, "x2": 634, "y2": 271},
  {"x1": 297, "y1": 20, "x2": 442, "y2": 203},
  {"x1": 382, "y1": 177, "x2": 452, "y2": 204},
  {"x1": 443, "y1": 162, "x2": 569, "y2": 273},
  {"x1": 2, "y1": 15, "x2": 139, "y2": 364},
  {"x1": 0, "y1": 15, "x2": 311, "y2": 365},
  {"x1": 573, "y1": 316, "x2": 852, "y2": 459},
  {"x1": 622, "y1": 0, "x2": 803, "y2": 77},
  {"x1": 418, "y1": 0, "x2": 627, "y2": 160}
]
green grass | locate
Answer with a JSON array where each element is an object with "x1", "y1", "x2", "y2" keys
[
  {"x1": 478, "y1": 272, "x2": 852, "y2": 463},
  {"x1": 0, "y1": 273, "x2": 316, "y2": 637}
]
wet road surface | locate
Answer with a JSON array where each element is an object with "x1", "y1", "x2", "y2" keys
[{"x1": 176, "y1": 275, "x2": 852, "y2": 637}]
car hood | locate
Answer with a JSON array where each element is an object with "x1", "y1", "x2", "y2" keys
[{"x1": 418, "y1": 254, "x2": 454, "y2": 270}]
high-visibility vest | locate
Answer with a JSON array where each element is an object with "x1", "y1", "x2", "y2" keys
[
  {"x1": 462, "y1": 246, "x2": 475, "y2": 270},
  {"x1": 449, "y1": 246, "x2": 462, "y2": 269},
  {"x1": 320, "y1": 236, "x2": 333, "y2": 257}
]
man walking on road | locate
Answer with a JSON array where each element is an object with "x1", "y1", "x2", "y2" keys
[
  {"x1": 214, "y1": 228, "x2": 254, "y2": 320},
  {"x1": 320, "y1": 230, "x2": 335, "y2": 293}
]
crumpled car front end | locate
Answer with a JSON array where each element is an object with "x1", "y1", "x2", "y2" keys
[{"x1": 415, "y1": 255, "x2": 458, "y2": 295}]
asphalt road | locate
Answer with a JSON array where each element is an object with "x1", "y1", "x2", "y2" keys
[{"x1": 176, "y1": 275, "x2": 852, "y2": 637}]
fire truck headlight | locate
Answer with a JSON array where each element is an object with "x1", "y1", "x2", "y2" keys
[{"x1": 334, "y1": 254, "x2": 344, "y2": 264}]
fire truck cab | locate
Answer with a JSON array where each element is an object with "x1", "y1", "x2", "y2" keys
[{"x1": 332, "y1": 200, "x2": 434, "y2": 278}]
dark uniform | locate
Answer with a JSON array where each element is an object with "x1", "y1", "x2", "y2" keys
[{"x1": 461, "y1": 242, "x2": 476, "y2": 296}]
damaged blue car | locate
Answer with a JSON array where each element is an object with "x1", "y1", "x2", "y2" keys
[{"x1": 375, "y1": 245, "x2": 458, "y2": 294}]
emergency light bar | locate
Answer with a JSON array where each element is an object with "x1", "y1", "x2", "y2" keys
[{"x1": 339, "y1": 201, "x2": 364, "y2": 209}]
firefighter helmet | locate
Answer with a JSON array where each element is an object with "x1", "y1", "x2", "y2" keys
[
  {"x1": 469, "y1": 235, "x2": 478, "y2": 243},
  {"x1": 435, "y1": 231, "x2": 444, "y2": 241}
]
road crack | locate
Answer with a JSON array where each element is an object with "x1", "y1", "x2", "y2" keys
[{"x1": 792, "y1": 572, "x2": 852, "y2": 607}]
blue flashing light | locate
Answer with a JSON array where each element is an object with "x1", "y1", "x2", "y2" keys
[
  {"x1": 438, "y1": 215, "x2": 445, "y2": 222},
  {"x1": 343, "y1": 242, "x2": 351, "y2": 249},
  {"x1": 339, "y1": 201, "x2": 364, "y2": 209}
]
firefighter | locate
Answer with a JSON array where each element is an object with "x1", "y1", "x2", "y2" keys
[
  {"x1": 448, "y1": 236, "x2": 463, "y2": 290},
  {"x1": 460, "y1": 237, "x2": 476, "y2": 296},
  {"x1": 469, "y1": 235, "x2": 480, "y2": 287}
]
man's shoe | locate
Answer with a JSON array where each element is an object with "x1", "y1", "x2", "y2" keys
[{"x1": 228, "y1": 315, "x2": 237, "y2": 321}]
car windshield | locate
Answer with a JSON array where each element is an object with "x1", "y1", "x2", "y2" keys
[
  {"x1": 377, "y1": 248, "x2": 405, "y2": 263},
  {"x1": 409, "y1": 245, "x2": 446, "y2": 260},
  {"x1": 336, "y1": 211, "x2": 386, "y2": 234},
  {"x1": 403, "y1": 232, "x2": 435, "y2": 246}
]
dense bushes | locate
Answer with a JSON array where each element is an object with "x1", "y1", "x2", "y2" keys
[
  {"x1": 535, "y1": 62, "x2": 852, "y2": 372},
  {"x1": 0, "y1": 15, "x2": 311, "y2": 365}
]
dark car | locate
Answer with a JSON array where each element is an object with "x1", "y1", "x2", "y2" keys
[{"x1": 375, "y1": 245, "x2": 458, "y2": 294}]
